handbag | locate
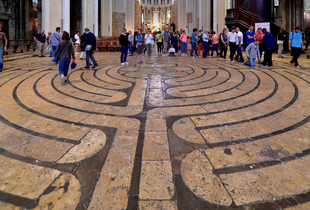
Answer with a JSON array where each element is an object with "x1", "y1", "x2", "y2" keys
[
  {"x1": 85, "y1": 44, "x2": 92, "y2": 51},
  {"x1": 53, "y1": 41, "x2": 69, "y2": 63}
]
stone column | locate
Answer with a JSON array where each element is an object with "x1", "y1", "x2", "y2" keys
[
  {"x1": 144, "y1": 7, "x2": 148, "y2": 31},
  {"x1": 165, "y1": 7, "x2": 168, "y2": 25},
  {"x1": 63, "y1": 0, "x2": 70, "y2": 32},
  {"x1": 42, "y1": 0, "x2": 50, "y2": 33},
  {"x1": 100, "y1": 0, "x2": 113, "y2": 37},
  {"x1": 151, "y1": 8, "x2": 154, "y2": 25},
  {"x1": 94, "y1": 0, "x2": 99, "y2": 37},
  {"x1": 199, "y1": 0, "x2": 202, "y2": 30},
  {"x1": 213, "y1": 0, "x2": 218, "y2": 32},
  {"x1": 82, "y1": 0, "x2": 87, "y2": 31},
  {"x1": 159, "y1": 7, "x2": 162, "y2": 24}
]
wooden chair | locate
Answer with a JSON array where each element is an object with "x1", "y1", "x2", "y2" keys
[
  {"x1": 115, "y1": 41, "x2": 121, "y2": 52},
  {"x1": 108, "y1": 41, "x2": 115, "y2": 52}
]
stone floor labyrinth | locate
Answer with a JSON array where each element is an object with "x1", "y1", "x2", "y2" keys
[{"x1": 0, "y1": 53, "x2": 310, "y2": 210}]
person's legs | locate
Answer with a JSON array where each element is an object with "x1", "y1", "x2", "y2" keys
[
  {"x1": 190, "y1": 43, "x2": 195, "y2": 56},
  {"x1": 90, "y1": 52, "x2": 98, "y2": 66},
  {"x1": 269, "y1": 52, "x2": 273, "y2": 66},
  {"x1": 121, "y1": 46, "x2": 125, "y2": 63},
  {"x1": 149, "y1": 44, "x2": 152, "y2": 55},
  {"x1": 63, "y1": 58, "x2": 71, "y2": 77},
  {"x1": 124, "y1": 46, "x2": 129, "y2": 62},
  {"x1": 0, "y1": 48, "x2": 4, "y2": 71},
  {"x1": 40, "y1": 43, "x2": 45, "y2": 56},
  {"x1": 38, "y1": 43, "x2": 42, "y2": 56},
  {"x1": 157, "y1": 42, "x2": 160, "y2": 53},
  {"x1": 249, "y1": 57, "x2": 256, "y2": 66},
  {"x1": 278, "y1": 43, "x2": 283, "y2": 57},
  {"x1": 80, "y1": 51, "x2": 85, "y2": 59},
  {"x1": 173, "y1": 43, "x2": 179, "y2": 53},
  {"x1": 223, "y1": 46, "x2": 227, "y2": 60},
  {"x1": 203, "y1": 42, "x2": 208, "y2": 58},
  {"x1": 292, "y1": 47, "x2": 301, "y2": 66},
  {"x1": 229, "y1": 42, "x2": 236, "y2": 61},
  {"x1": 58, "y1": 58, "x2": 65, "y2": 77},
  {"x1": 214, "y1": 44, "x2": 219, "y2": 56},
  {"x1": 86, "y1": 51, "x2": 90, "y2": 67}
]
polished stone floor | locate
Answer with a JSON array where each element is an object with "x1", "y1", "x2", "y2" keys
[{"x1": 0, "y1": 49, "x2": 310, "y2": 210}]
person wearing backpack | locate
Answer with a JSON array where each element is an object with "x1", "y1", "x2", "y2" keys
[
  {"x1": 50, "y1": 27, "x2": 61, "y2": 57},
  {"x1": 289, "y1": 27, "x2": 304, "y2": 68},
  {"x1": 262, "y1": 28, "x2": 275, "y2": 67}
]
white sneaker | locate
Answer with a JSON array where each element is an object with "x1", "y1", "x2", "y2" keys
[
  {"x1": 125, "y1": 62, "x2": 129, "y2": 65},
  {"x1": 121, "y1": 63, "x2": 125, "y2": 66}
]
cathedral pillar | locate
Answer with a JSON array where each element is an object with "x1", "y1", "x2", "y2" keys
[
  {"x1": 94, "y1": 0, "x2": 99, "y2": 37},
  {"x1": 42, "y1": 0, "x2": 50, "y2": 33},
  {"x1": 165, "y1": 7, "x2": 168, "y2": 25},
  {"x1": 151, "y1": 8, "x2": 154, "y2": 25},
  {"x1": 100, "y1": 0, "x2": 113, "y2": 37},
  {"x1": 63, "y1": 0, "x2": 70, "y2": 32},
  {"x1": 144, "y1": 7, "x2": 148, "y2": 31},
  {"x1": 159, "y1": 7, "x2": 162, "y2": 24}
]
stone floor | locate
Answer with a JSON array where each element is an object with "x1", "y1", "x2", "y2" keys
[{"x1": 0, "y1": 49, "x2": 310, "y2": 210}]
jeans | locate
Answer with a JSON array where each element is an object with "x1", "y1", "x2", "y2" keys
[
  {"x1": 191, "y1": 42, "x2": 198, "y2": 56},
  {"x1": 146, "y1": 44, "x2": 152, "y2": 55},
  {"x1": 172, "y1": 43, "x2": 178, "y2": 53},
  {"x1": 86, "y1": 51, "x2": 98, "y2": 67},
  {"x1": 121, "y1": 46, "x2": 128, "y2": 63},
  {"x1": 290, "y1": 47, "x2": 301, "y2": 66},
  {"x1": 59, "y1": 57, "x2": 71, "y2": 76},
  {"x1": 128, "y1": 43, "x2": 133, "y2": 55},
  {"x1": 211, "y1": 44, "x2": 219, "y2": 56},
  {"x1": 50, "y1": 46, "x2": 57, "y2": 57},
  {"x1": 236, "y1": 44, "x2": 244, "y2": 61},
  {"x1": 263, "y1": 51, "x2": 273, "y2": 66},
  {"x1": 0, "y1": 48, "x2": 4, "y2": 70},
  {"x1": 229, "y1": 42, "x2": 237, "y2": 61},
  {"x1": 203, "y1": 42, "x2": 209, "y2": 58},
  {"x1": 181, "y1": 42, "x2": 186, "y2": 53}
]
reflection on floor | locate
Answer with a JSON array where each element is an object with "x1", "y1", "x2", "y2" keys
[{"x1": 1, "y1": 49, "x2": 310, "y2": 209}]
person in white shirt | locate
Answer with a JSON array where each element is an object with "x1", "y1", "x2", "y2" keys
[
  {"x1": 202, "y1": 29, "x2": 210, "y2": 58},
  {"x1": 145, "y1": 29, "x2": 153, "y2": 55},
  {"x1": 228, "y1": 26, "x2": 237, "y2": 63},
  {"x1": 74, "y1": 31, "x2": 80, "y2": 55},
  {"x1": 235, "y1": 27, "x2": 244, "y2": 62}
]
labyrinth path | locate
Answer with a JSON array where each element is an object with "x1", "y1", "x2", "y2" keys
[{"x1": 0, "y1": 53, "x2": 310, "y2": 209}]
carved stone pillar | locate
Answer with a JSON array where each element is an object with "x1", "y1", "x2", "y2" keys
[
  {"x1": 159, "y1": 7, "x2": 161, "y2": 24},
  {"x1": 165, "y1": 7, "x2": 168, "y2": 25},
  {"x1": 151, "y1": 8, "x2": 154, "y2": 25},
  {"x1": 144, "y1": 7, "x2": 147, "y2": 31}
]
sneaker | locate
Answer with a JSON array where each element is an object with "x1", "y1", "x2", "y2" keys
[
  {"x1": 121, "y1": 63, "x2": 125, "y2": 66},
  {"x1": 41, "y1": 55, "x2": 46, "y2": 57},
  {"x1": 84, "y1": 66, "x2": 90, "y2": 69},
  {"x1": 92, "y1": 64, "x2": 98, "y2": 68},
  {"x1": 191, "y1": 56, "x2": 194, "y2": 58},
  {"x1": 197, "y1": 56, "x2": 201, "y2": 58},
  {"x1": 296, "y1": 66, "x2": 301, "y2": 69},
  {"x1": 125, "y1": 62, "x2": 129, "y2": 65},
  {"x1": 61, "y1": 77, "x2": 65, "y2": 84}
]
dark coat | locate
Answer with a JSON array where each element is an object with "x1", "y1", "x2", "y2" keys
[
  {"x1": 262, "y1": 32, "x2": 275, "y2": 52},
  {"x1": 84, "y1": 32, "x2": 97, "y2": 52}
]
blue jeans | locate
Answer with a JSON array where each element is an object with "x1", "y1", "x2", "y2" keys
[
  {"x1": 245, "y1": 58, "x2": 256, "y2": 66},
  {"x1": 211, "y1": 44, "x2": 219, "y2": 56},
  {"x1": 236, "y1": 44, "x2": 244, "y2": 61},
  {"x1": 86, "y1": 51, "x2": 98, "y2": 67},
  {"x1": 0, "y1": 48, "x2": 4, "y2": 70},
  {"x1": 181, "y1": 42, "x2": 186, "y2": 53},
  {"x1": 128, "y1": 43, "x2": 133, "y2": 55},
  {"x1": 59, "y1": 57, "x2": 71, "y2": 76},
  {"x1": 203, "y1": 42, "x2": 209, "y2": 58},
  {"x1": 172, "y1": 43, "x2": 178, "y2": 53},
  {"x1": 121, "y1": 46, "x2": 129, "y2": 63},
  {"x1": 190, "y1": 42, "x2": 198, "y2": 56},
  {"x1": 50, "y1": 46, "x2": 57, "y2": 57},
  {"x1": 146, "y1": 44, "x2": 152, "y2": 55}
]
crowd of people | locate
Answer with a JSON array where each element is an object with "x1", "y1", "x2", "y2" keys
[{"x1": 0, "y1": 20, "x2": 309, "y2": 81}]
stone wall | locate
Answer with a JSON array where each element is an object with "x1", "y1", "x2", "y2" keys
[
  {"x1": 135, "y1": 0, "x2": 142, "y2": 31},
  {"x1": 112, "y1": 12, "x2": 126, "y2": 36}
]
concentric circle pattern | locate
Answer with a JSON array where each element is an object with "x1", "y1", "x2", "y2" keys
[{"x1": 0, "y1": 53, "x2": 310, "y2": 209}]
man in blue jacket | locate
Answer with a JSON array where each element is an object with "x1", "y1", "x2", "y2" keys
[
  {"x1": 262, "y1": 28, "x2": 275, "y2": 67},
  {"x1": 84, "y1": 28, "x2": 98, "y2": 69}
]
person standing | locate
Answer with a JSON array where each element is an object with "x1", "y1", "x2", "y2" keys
[
  {"x1": 235, "y1": 27, "x2": 244, "y2": 62},
  {"x1": 211, "y1": 31, "x2": 219, "y2": 57},
  {"x1": 145, "y1": 29, "x2": 153, "y2": 56},
  {"x1": 156, "y1": 31, "x2": 163, "y2": 54},
  {"x1": 73, "y1": 31, "x2": 80, "y2": 55},
  {"x1": 219, "y1": 28, "x2": 228, "y2": 60},
  {"x1": 180, "y1": 30, "x2": 187, "y2": 56},
  {"x1": 262, "y1": 28, "x2": 275, "y2": 67},
  {"x1": 245, "y1": 39, "x2": 260, "y2": 67},
  {"x1": 137, "y1": 29, "x2": 144, "y2": 64},
  {"x1": 198, "y1": 30, "x2": 204, "y2": 57},
  {"x1": 246, "y1": 25, "x2": 255, "y2": 47},
  {"x1": 191, "y1": 28, "x2": 199, "y2": 58},
  {"x1": 120, "y1": 28, "x2": 129, "y2": 66},
  {"x1": 202, "y1": 29, "x2": 210, "y2": 58},
  {"x1": 128, "y1": 30, "x2": 134, "y2": 56},
  {"x1": 53, "y1": 31, "x2": 75, "y2": 84},
  {"x1": 79, "y1": 32, "x2": 86, "y2": 60},
  {"x1": 84, "y1": 28, "x2": 98, "y2": 69},
  {"x1": 171, "y1": 32, "x2": 179, "y2": 55},
  {"x1": 255, "y1": 27, "x2": 264, "y2": 59},
  {"x1": 277, "y1": 28, "x2": 285, "y2": 58},
  {"x1": 47, "y1": 32, "x2": 52, "y2": 57},
  {"x1": 162, "y1": 28, "x2": 170, "y2": 56},
  {"x1": 34, "y1": 30, "x2": 47, "y2": 57},
  {"x1": 289, "y1": 27, "x2": 304, "y2": 68},
  {"x1": 50, "y1": 27, "x2": 61, "y2": 58},
  {"x1": 0, "y1": 22, "x2": 8, "y2": 72},
  {"x1": 228, "y1": 26, "x2": 237, "y2": 63}
]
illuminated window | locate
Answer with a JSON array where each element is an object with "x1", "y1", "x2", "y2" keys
[
  {"x1": 32, "y1": 0, "x2": 38, "y2": 5},
  {"x1": 274, "y1": 0, "x2": 279, "y2": 6}
]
